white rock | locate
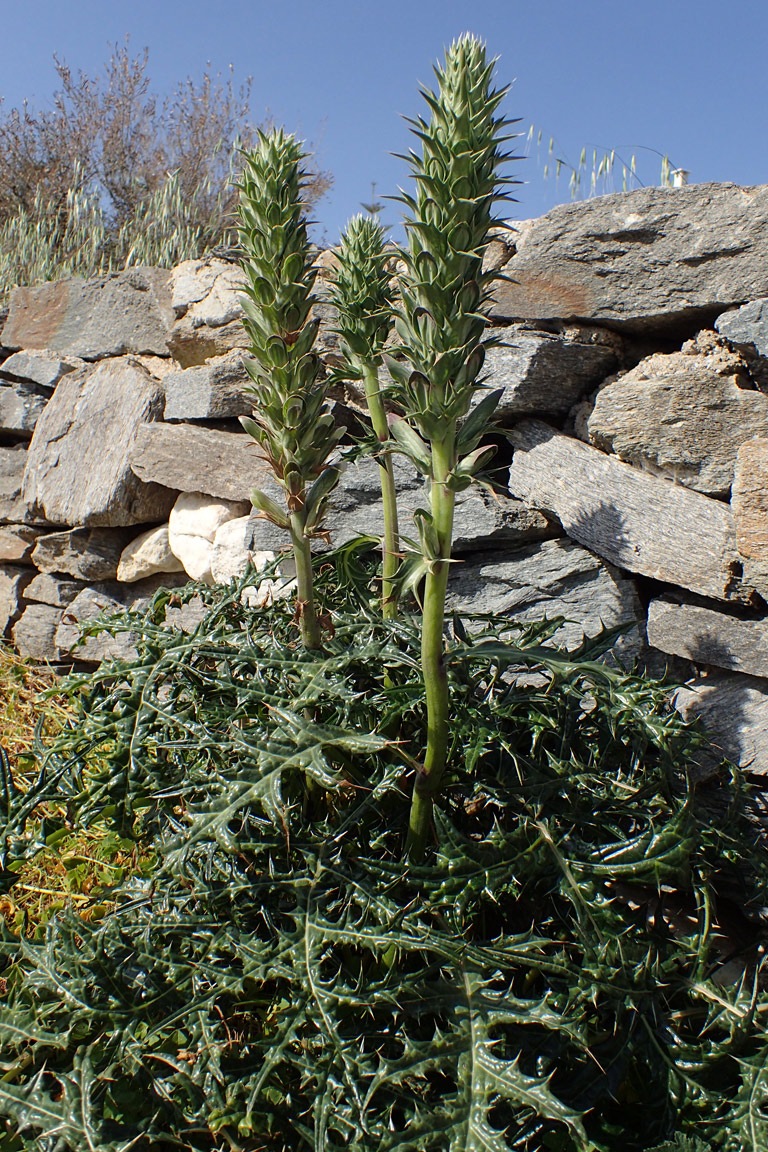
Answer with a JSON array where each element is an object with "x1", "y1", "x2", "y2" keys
[
  {"x1": 117, "y1": 524, "x2": 186, "y2": 583},
  {"x1": 210, "y1": 516, "x2": 274, "y2": 583},
  {"x1": 170, "y1": 535, "x2": 216, "y2": 584},
  {"x1": 168, "y1": 491, "x2": 250, "y2": 543}
]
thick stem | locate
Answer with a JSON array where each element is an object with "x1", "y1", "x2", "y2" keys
[
  {"x1": 363, "y1": 364, "x2": 400, "y2": 619},
  {"x1": 290, "y1": 511, "x2": 322, "y2": 650},
  {"x1": 407, "y1": 434, "x2": 456, "y2": 861}
]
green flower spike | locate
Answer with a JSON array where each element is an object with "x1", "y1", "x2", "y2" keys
[
  {"x1": 389, "y1": 34, "x2": 520, "y2": 859},
  {"x1": 330, "y1": 214, "x2": 399, "y2": 618},
  {"x1": 237, "y1": 128, "x2": 344, "y2": 649}
]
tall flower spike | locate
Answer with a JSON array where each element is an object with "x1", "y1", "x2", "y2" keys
[
  {"x1": 330, "y1": 215, "x2": 399, "y2": 618},
  {"x1": 388, "y1": 35, "x2": 520, "y2": 859},
  {"x1": 237, "y1": 128, "x2": 344, "y2": 649}
]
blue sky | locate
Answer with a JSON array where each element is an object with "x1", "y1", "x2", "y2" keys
[{"x1": 3, "y1": 0, "x2": 767, "y2": 242}]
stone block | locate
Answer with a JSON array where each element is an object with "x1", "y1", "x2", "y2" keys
[
  {"x1": 0, "y1": 444, "x2": 44, "y2": 525},
  {"x1": 162, "y1": 351, "x2": 252, "y2": 420},
  {"x1": 31, "y1": 528, "x2": 135, "y2": 580},
  {"x1": 508, "y1": 420, "x2": 742, "y2": 601},
  {"x1": 0, "y1": 525, "x2": 46, "y2": 563},
  {"x1": 168, "y1": 492, "x2": 249, "y2": 583},
  {"x1": 117, "y1": 524, "x2": 185, "y2": 583},
  {"x1": 482, "y1": 325, "x2": 617, "y2": 418},
  {"x1": 675, "y1": 671, "x2": 768, "y2": 773},
  {"x1": 579, "y1": 331, "x2": 768, "y2": 498},
  {"x1": 445, "y1": 537, "x2": 643, "y2": 663},
  {"x1": 0, "y1": 350, "x2": 84, "y2": 389},
  {"x1": 168, "y1": 258, "x2": 249, "y2": 366},
  {"x1": 491, "y1": 183, "x2": 768, "y2": 330},
  {"x1": 130, "y1": 423, "x2": 270, "y2": 503},
  {"x1": 716, "y1": 298, "x2": 768, "y2": 358},
  {"x1": 55, "y1": 586, "x2": 136, "y2": 663},
  {"x1": 647, "y1": 597, "x2": 768, "y2": 678},
  {"x1": 210, "y1": 516, "x2": 275, "y2": 585},
  {"x1": 12, "y1": 604, "x2": 63, "y2": 661},
  {"x1": 0, "y1": 381, "x2": 50, "y2": 436},
  {"x1": 24, "y1": 573, "x2": 87, "y2": 607},
  {"x1": 22, "y1": 357, "x2": 177, "y2": 527},
  {"x1": 1, "y1": 267, "x2": 173, "y2": 359},
  {"x1": 0, "y1": 564, "x2": 34, "y2": 636}
]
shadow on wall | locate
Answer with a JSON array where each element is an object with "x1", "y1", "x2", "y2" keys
[{"x1": 555, "y1": 488, "x2": 759, "y2": 776}]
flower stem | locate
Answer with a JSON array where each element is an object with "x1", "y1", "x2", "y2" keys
[
  {"x1": 363, "y1": 364, "x2": 400, "y2": 619},
  {"x1": 290, "y1": 511, "x2": 322, "y2": 650},
  {"x1": 407, "y1": 433, "x2": 456, "y2": 860}
]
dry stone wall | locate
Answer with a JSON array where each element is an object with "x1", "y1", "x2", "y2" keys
[{"x1": 3, "y1": 180, "x2": 768, "y2": 773}]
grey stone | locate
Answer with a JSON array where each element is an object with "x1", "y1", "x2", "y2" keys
[
  {"x1": 491, "y1": 183, "x2": 768, "y2": 330},
  {"x1": 732, "y1": 437, "x2": 768, "y2": 580},
  {"x1": 168, "y1": 258, "x2": 248, "y2": 367},
  {"x1": 647, "y1": 597, "x2": 768, "y2": 678},
  {"x1": 0, "y1": 381, "x2": 50, "y2": 435},
  {"x1": 0, "y1": 350, "x2": 84, "y2": 389},
  {"x1": 445, "y1": 537, "x2": 643, "y2": 662},
  {"x1": 245, "y1": 456, "x2": 556, "y2": 556},
  {"x1": 579, "y1": 331, "x2": 768, "y2": 498},
  {"x1": 0, "y1": 444, "x2": 28, "y2": 524},
  {"x1": 483, "y1": 325, "x2": 618, "y2": 417},
  {"x1": 675, "y1": 671, "x2": 768, "y2": 773},
  {"x1": 716, "y1": 298, "x2": 768, "y2": 358},
  {"x1": 508, "y1": 420, "x2": 742, "y2": 601},
  {"x1": 25, "y1": 573, "x2": 87, "y2": 607},
  {"x1": 0, "y1": 267, "x2": 173, "y2": 360},
  {"x1": 31, "y1": 528, "x2": 135, "y2": 580},
  {"x1": 163, "y1": 351, "x2": 252, "y2": 420},
  {"x1": 12, "y1": 604, "x2": 63, "y2": 661},
  {"x1": 130, "y1": 423, "x2": 270, "y2": 503},
  {"x1": 22, "y1": 358, "x2": 177, "y2": 527},
  {"x1": 0, "y1": 525, "x2": 46, "y2": 563},
  {"x1": 54, "y1": 572, "x2": 191, "y2": 662},
  {"x1": 55, "y1": 586, "x2": 136, "y2": 663},
  {"x1": 0, "y1": 564, "x2": 34, "y2": 636}
]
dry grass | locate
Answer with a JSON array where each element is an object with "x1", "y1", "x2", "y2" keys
[{"x1": 0, "y1": 642, "x2": 150, "y2": 937}]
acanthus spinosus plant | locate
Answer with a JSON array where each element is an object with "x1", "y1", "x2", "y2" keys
[
  {"x1": 329, "y1": 214, "x2": 399, "y2": 618},
  {"x1": 236, "y1": 128, "x2": 344, "y2": 649},
  {"x1": 385, "y1": 34, "x2": 520, "y2": 859}
]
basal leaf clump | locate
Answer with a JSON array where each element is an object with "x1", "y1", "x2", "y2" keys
[{"x1": 0, "y1": 566, "x2": 767, "y2": 1151}]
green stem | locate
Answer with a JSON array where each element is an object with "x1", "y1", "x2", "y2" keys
[
  {"x1": 290, "y1": 510, "x2": 322, "y2": 650},
  {"x1": 407, "y1": 433, "x2": 456, "y2": 861},
  {"x1": 363, "y1": 364, "x2": 400, "y2": 619}
]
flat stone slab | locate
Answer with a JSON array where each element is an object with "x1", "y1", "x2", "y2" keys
[
  {"x1": 162, "y1": 351, "x2": 252, "y2": 420},
  {"x1": 13, "y1": 604, "x2": 64, "y2": 662},
  {"x1": 483, "y1": 325, "x2": 617, "y2": 417},
  {"x1": 31, "y1": 528, "x2": 135, "y2": 580},
  {"x1": 580, "y1": 331, "x2": 768, "y2": 498},
  {"x1": 22, "y1": 357, "x2": 176, "y2": 527},
  {"x1": 24, "y1": 572, "x2": 87, "y2": 607},
  {"x1": 445, "y1": 536, "x2": 643, "y2": 663},
  {"x1": 1, "y1": 267, "x2": 174, "y2": 360},
  {"x1": 491, "y1": 183, "x2": 768, "y2": 330},
  {"x1": 130, "y1": 423, "x2": 270, "y2": 503},
  {"x1": 676, "y1": 671, "x2": 768, "y2": 773},
  {"x1": 0, "y1": 381, "x2": 50, "y2": 436},
  {"x1": 0, "y1": 564, "x2": 34, "y2": 636},
  {"x1": 647, "y1": 597, "x2": 768, "y2": 678},
  {"x1": 0, "y1": 350, "x2": 84, "y2": 389},
  {"x1": 508, "y1": 419, "x2": 742, "y2": 601},
  {"x1": 0, "y1": 525, "x2": 45, "y2": 563},
  {"x1": 716, "y1": 298, "x2": 768, "y2": 358},
  {"x1": 730, "y1": 438, "x2": 768, "y2": 596}
]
